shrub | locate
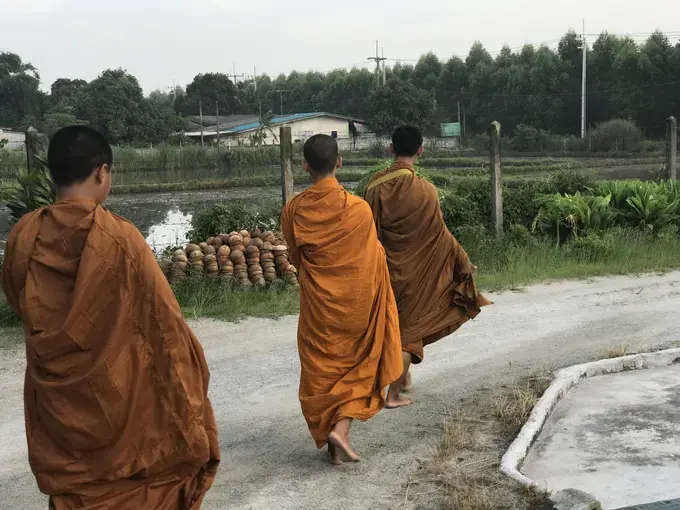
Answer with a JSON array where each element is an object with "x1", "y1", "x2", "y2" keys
[
  {"x1": 510, "y1": 125, "x2": 553, "y2": 152},
  {"x1": 589, "y1": 119, "x2": 642, "y2": 152},
  {"x1": 565, "y1": 232, "x2": 615, "y2": 263},
  {"x1": 532, "y1": 192, "x2": 615, "y2": 243},
  {"x1": 187, "y1": 203, "x2": 279, "y2": 242}
]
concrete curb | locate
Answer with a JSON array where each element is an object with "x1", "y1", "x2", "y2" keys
[{"x1": 500, "y1": 348, "x2": 680, "y2": 497}]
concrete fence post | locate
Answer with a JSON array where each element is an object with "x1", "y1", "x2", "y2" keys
[
  {"x1": 25, "y1": 126, "x2": 39, "y2": 173},
  {"x1": 666, "y1": 116, "x2": 678, "y2": 180},
  {"x1": 489, "y1": 121, "x2": 503, "y2": 236},
  {"x1": 280, "y1": 126, "x2": 294, "y2": 204}
]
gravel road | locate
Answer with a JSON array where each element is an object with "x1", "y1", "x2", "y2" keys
[{"x1": 1, "y1": 272, "x2": 679, "y2": 509}]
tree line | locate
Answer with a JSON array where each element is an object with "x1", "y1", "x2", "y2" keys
[{"x1": 1, "y1": 30, "x2": 679, "y2": 145}]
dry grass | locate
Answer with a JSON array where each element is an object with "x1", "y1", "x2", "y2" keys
[
  {"x1": 603, "y1": 344, "x2": 630, "y2": 359},
  {"x1": 403, "y1": 376, "x2": 553, "y2": 510}
]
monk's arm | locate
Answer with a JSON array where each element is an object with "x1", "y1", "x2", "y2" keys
[
  {"x1": 280, "y1": 203, "x2": 301, "y2": 270},
  {"x1": 1, "y1": 216, "x2": 32, "y2": 314},
  {"x1": 131, "y1": 227, "x2": 212, "y2": 396}
]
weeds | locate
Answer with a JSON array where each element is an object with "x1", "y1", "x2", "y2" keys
[
  {"x1": 604, "y1": 345, "x2": 630, "y2": 359},
  {"x1": 411, "y1": 376, "x2": 553, "y2": 510}
]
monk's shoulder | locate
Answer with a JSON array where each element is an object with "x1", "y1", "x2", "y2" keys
[
  {"x1": 345, "y1": 193, "x2": 374, "y2": 219},
  {"x1": 93, "y1": 207, "x2": 146, "y2": 252},
  {"x1": 414, "y1": 175, "x2": 439, "y2": 197}
]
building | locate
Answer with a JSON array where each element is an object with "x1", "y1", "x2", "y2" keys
[
  {"x1": 0, "y1": 128, "x2": 26, "y2": 150},
  {"x1": 183, "y1": 112, "x2": 368, "y2": 146}
]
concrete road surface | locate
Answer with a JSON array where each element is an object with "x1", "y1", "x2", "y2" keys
[{"x1": 1, "y1": 272, "x2": 679, "y2": 509}]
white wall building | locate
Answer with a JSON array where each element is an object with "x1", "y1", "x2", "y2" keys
[
  {"x1": 0, "y1": 128, "x2": 26, "y2": 150},
  {"x1": 184, "y1": 112, "x2": 368, "y2": 147}
]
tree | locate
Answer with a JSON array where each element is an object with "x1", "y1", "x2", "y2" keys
[
  {"x1": 364, "y1": 80, "x2": 434, "y2": 135},
  {"x1": 179, "y1": 73, "x2": 237, "y2": 116},
  {"x1": 0, "y1": 52, "x2": 45, "y2": 129}
]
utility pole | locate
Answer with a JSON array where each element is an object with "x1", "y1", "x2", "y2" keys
[
  {"x1": 382, "y1": 47, "x2": 386, "y2": 85},
  {"x1": 274, "y1": 89, "x2": 291, "y2": 115},
  {"x1": 367, "y1": 40, "x2": 387, "y2": 87},
  {"x1": 253, "y1": 66, "x2": 263, "y2": 118},
  {"x1": 580, "y1": 20, "x2": 587, "y2": 139},
  {"x1": 231, "y1": 63, "x2": 245, "y2": 85},
  {"x1": 199, "y1": 101, "x2": 204, "y2": 148}
]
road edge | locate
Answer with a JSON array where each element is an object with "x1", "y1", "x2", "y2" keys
[{"x1": 499, "y1": 348, "x2": 680, "y2": 500}]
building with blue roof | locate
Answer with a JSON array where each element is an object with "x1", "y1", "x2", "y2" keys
[{"x1": 183, "y1": 112, "x2": 368, "y2": 146}]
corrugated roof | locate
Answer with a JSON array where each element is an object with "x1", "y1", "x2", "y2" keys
[{"x1": 183, "y1": 112, "x2": 365, "y2": 138}]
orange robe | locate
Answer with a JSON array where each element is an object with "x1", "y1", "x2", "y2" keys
[
  {"x1": 281, "y1": 177, "x2": 403, "y2": 448},
  {"x1": 2, "y1": 199, "x2": 220, "y2": 510},
  {"x1": 364, "y1": 163, "x2": 491, "y2": 364}
]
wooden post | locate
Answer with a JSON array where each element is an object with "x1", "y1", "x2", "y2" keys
[
  {"x1": 489, "y1": 121, "x2": 503, "y2": 236},
  {"x1": 666, "y1": 116, "x2": 677, "y2": 180},
  {"x1": 280, "y1": 126, "x2": 294, "y2": 204},
  {"x1": 25, "y1": 126, "x2": 39, "y2": 173}
]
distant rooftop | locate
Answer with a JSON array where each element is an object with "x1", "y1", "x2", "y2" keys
[{"x1": 184, "y1": 112, "x2": 365, "y2": 136}]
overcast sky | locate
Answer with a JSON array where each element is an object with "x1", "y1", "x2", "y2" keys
[{"x1": 3, "y1": 0, "x2": 680, "y2": 94}]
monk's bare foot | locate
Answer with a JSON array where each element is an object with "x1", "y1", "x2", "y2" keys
[
  {"x1": 385, "y1": 396, "x2": 414, "y2": 409},
  {"x1": 328, "y1": 430, "x2": 360, "y2": 463},
  {"x1": 328, "y1": 443, "x2": 343, "y2": 465},
  {"x1": 402, "y1": 370, "x2": 413, "y2": 392}
]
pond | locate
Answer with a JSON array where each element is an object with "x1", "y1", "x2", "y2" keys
[{"x1": 0, "y1": 182, "x2": 358, "y2": 254}]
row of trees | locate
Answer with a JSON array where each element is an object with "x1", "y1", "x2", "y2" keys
[{"x1": 1, "y1": 30, "x2": 679, "y2": 144}]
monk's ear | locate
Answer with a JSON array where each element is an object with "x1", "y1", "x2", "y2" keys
[
  {"x1": 94, "y1": 164, "x2": 110, "y2": 183},
  {"x1": 302, "y1": 160, "x2": 311, "y2": 175},
  {"x1": 336, "y1": 155, "x2": 343, "y2": 170},
  {"x1": 388, "y1": 143, "x2": 396, "y2": 156},
  {"x1": 417, "y1": 145, "x2": 424, "y2": 157}
]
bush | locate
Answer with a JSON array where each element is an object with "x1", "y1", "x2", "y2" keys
[
  {"x1": 532, "y1": 192, "x2": 616, "y2": 243},
  {"x1": 187, "y1": 203, "x2": 279, "y2": 242},
  {"x1": 510, "y1": 124, "x2": 553, "y2": 152},
  {"x1": 565, "y1": 232, "x2": 615, "y2": 263},
  {"x1": 589, "y1": 119, "x2": 642, "y2": 152}
]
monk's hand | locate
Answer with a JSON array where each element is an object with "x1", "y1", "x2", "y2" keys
[{"x1": 471, "y1": 265, "x2": 478, "y2": 273}]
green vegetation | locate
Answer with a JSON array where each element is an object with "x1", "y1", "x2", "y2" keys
[
  {"x1": 172, "y1": 279, "x2": 299, "y2": 322},
  {"x1": 2, "y1": 30, "x2": 680, "y2": 143}
]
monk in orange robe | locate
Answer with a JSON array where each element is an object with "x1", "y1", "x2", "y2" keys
[
  {"x1": 281, "y1": 134, "x2": 403, "y2": 464},
  {"x1": 364, "y1": 125, "x2": 491, "y2": 409},
  {"x1": 2, "y1": 126, "x2": 220, "y2": 509}
]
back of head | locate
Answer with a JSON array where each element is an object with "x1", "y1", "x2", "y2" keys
[
  {"x1": 48, "y1": 126, "x2": 113, "y2": 187},
  {"x1": 303, "y1": 134, "x2": 339, "y2": 177},
  {"x1": 391, "y1": 126, "x2": 423, "y2": 157}
]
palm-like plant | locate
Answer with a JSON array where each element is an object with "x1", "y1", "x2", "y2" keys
[
  {"x1": 5, "y1": 155, "x2": 56, "y2": 224},
  {"x1": 532, "y1": 192, "x2": 615, "y2": 244},
  {"x1": 623, "y1": 185, "x2": 679, "y2": 232}
]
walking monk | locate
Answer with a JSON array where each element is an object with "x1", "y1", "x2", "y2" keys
[
  {"x1": 281, "y1": 134, "x2": 403, "y2": 464},
  {"x1": 364, "y1": 125, "x2": 491, "y2": 409},
  {"x1": 2, "y1": 126, "x2": 220, "y2": 509}
]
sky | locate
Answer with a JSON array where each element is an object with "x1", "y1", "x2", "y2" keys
[{"x1": 2, "y1": 0, "x2": 680, "y2": 94}]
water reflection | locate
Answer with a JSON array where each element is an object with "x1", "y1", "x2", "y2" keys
[{"x1": 145, "y1": 210, "x2": 193, "y2": 252}]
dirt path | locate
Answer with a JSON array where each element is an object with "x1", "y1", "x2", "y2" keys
[{"x1": 1, "y1": 272, "x2": 679, "y2": 509}]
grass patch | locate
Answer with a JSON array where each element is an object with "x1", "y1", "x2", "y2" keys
[
  {"x1": 406, "y1": 376, "x2": 553, "y2": 509},
  {"x1": 469, "y1": 229, "x2": 680, "y2": 292},
  {"x1": 173, "y1": 278, "x2": 299, "y2": 322}
]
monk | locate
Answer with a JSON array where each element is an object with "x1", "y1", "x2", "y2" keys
[
  {"x1": 2, "y1": 126, "x2": 220, "y2": 509},
  {"x1": 281, "y1": 134, "x2": 403, "y2": 464},
  {"x1": 364, "y1": 125, "x2": 491, "y2": 409}
]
